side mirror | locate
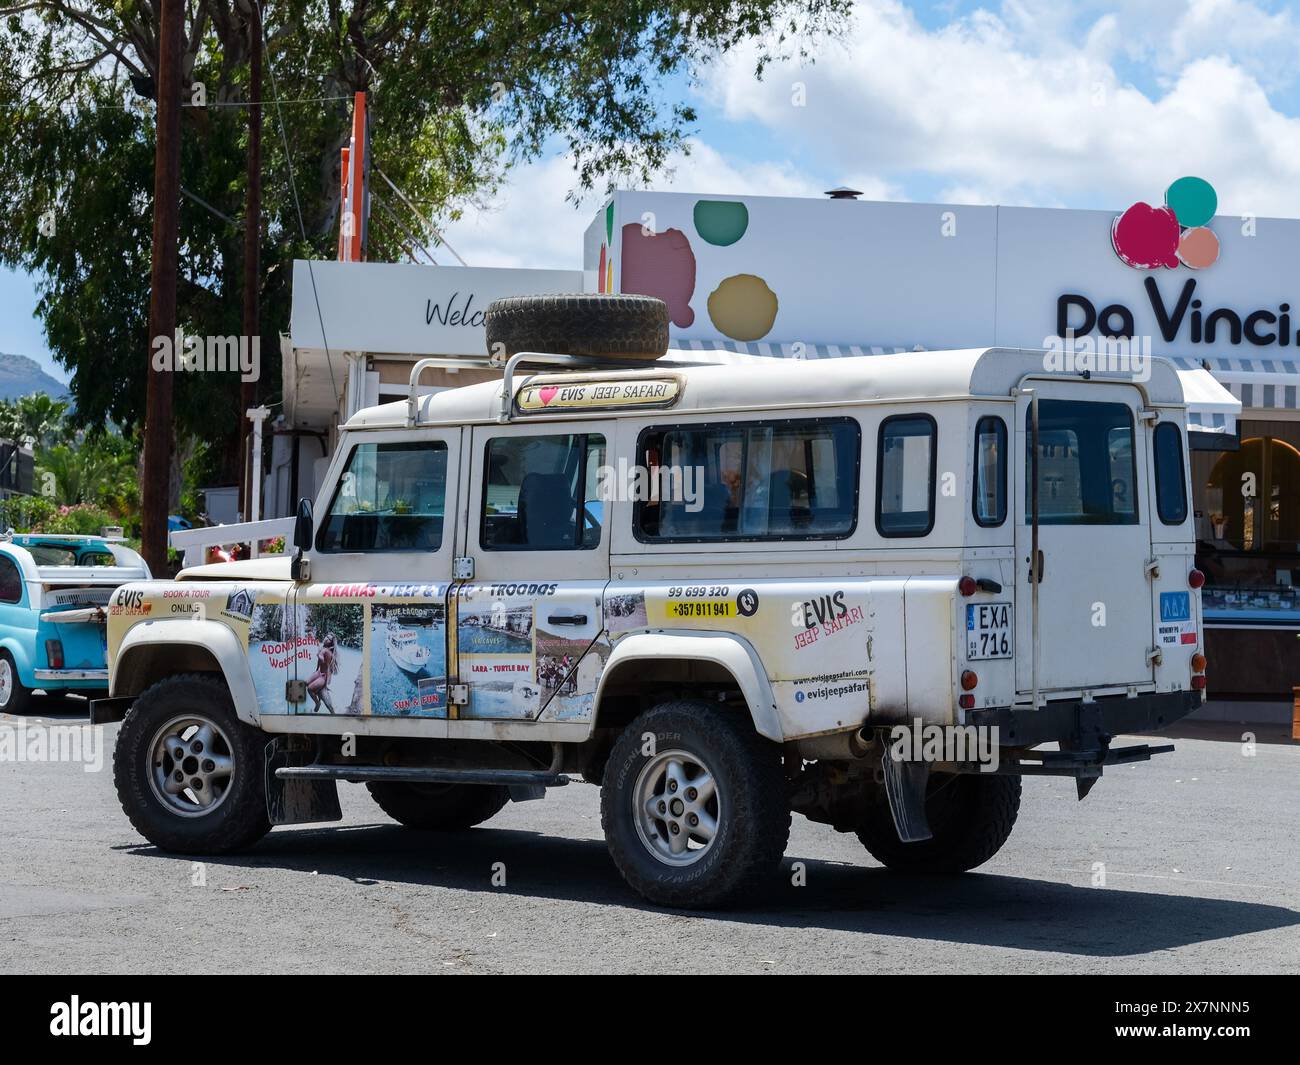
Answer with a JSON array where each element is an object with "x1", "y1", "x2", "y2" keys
[
  {"x1": 293, "y1": 498, "x2": 313, "y2": 551},
  {"x1": 291, "y1": 498, "x2": 313, "y2": 582}
]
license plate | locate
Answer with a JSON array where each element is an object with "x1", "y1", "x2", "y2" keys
[{"x1": 966, "y1": 602, "x2": 1012, "y2": 660}]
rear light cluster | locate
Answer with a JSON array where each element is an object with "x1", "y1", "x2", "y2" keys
[
  {"x1": 45, "y1": 640, "x2": 63, "y2": 670},
  {"x1": 1191, "y1": 652, "x2": 1208, "y2": 691},
  {"x1": 958, "y1": 669, "x2": 978, "y2": 710},
  {"x1": 1189, "y1": 568, "x2": 1206, "y2": 589}
]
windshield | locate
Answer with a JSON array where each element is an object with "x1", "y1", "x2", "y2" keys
[{"x1": 26, "y1": 544, "x2": 118, "y2": 566}]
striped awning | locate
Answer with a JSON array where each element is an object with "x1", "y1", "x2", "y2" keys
[
  {"x1": 1176, "y1": 367, "x2": 1241, "y2": 436},
  {"x1": 1168, "y1": 355, "x2": 1300, "y2": 413},
  {"x1": 671, "y1": 339, "x2": 918, "y2": 358}
]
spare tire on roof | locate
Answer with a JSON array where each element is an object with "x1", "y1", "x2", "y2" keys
[{"x1": 484, "y1": 294, "x2": 669, "y2": 361}]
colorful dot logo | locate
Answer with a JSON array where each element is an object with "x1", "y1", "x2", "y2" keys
[{"x1": 1112, "y1": 176, "x2": 1219, "y2": 271}]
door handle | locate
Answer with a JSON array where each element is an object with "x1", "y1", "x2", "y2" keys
[
  {"x1": 1025, "y1": 550, "x2": 1044, "y2": 583},
  {"x1": 547, "y1": 614, "x2": 588, "y2": 626}
]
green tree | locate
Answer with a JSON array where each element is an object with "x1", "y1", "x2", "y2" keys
[
  {"x1": 0, "y1": 1, "x2": 848, "y2": 488},
  {"x1": 13, "y1": 393, "x2": 69, "y2": 449},
  {"x1": 35, "y1": 432, "x2": 139, "y2": 511}
]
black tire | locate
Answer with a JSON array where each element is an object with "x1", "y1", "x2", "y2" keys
[
  {"x1": 0, "y1": 649, "x2": 34, "y2": 714},
  {"x1": 366, "y1": 781, "x2": 510, "y2": 830},
  {"x1": 113, "y1": 673, "x2": 271, "y2": 854},
  {"x1": 601, "y1": 700, "x2": 790, "y2": 909},
  {"x1": 485, "y1": 294, "x2": 669, "y2": 359},
  {"x1": 856, "y1": 772, "x2": 1020, "y2": 873}
]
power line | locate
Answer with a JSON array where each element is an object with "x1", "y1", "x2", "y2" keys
[{"x1": 254, "y1": 0, "x2": 338, "y2": 414}]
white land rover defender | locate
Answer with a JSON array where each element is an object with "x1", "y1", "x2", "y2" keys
[{"x1": 96, "y1": 295, "x2": 1205, "y2": 908}]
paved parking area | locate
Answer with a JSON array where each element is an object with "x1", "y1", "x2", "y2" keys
[{"x1": 2, "y1": 706, "x2": 1297, "y2": 974}]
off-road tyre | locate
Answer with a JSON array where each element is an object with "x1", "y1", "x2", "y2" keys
[
  {"x1": 113, "y1": 673, "x2": 271, "y2": 854},
  {"x1": 484, "y1": 294, "x2": 669, "y2": 359},
  {"x1": 601, "y1": 700, "x2": 790, "y2": 909},
  {"x1": 856, "y1": 772, "x2": 1020, "y2": 873}
]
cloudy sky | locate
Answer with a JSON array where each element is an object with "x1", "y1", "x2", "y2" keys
[{"x1": 8, "y1": 0, "x2": 1300, "y2": 376}]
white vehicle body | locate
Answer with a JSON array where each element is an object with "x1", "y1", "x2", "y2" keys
[
  {"x1": 105, "y1": 346, "x2": 1204, "y2": 744},
  {"x1": 99, "y1": 338, "x2": 1204, "y2": 907}
]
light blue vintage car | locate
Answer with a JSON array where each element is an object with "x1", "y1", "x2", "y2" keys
[{"x1": 0, "y1": 533, "x2": 150, "y2": 713}]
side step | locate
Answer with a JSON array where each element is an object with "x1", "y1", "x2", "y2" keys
[{"x1": 275, "y1": 764, "x2": 570, "y2": 788}]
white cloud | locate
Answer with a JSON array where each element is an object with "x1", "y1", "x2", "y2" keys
[
  {"x1": 436, "y1": 0, "x2": 1300, "y2": 270},
  {"x1": 698, "y1": 0, "x2": 1300, "y2": 216}
]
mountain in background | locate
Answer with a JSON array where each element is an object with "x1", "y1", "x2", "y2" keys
[{"x1": 0, "y1": 352, "x2": 69, "y2": 400}]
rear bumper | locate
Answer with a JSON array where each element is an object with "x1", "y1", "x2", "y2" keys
[
  {"x1": 34, "y1": 668, "x2": 109, "y2": 684},
  {"x1": 967, "y1": 689, "x2": 1202, "y2": 749}
]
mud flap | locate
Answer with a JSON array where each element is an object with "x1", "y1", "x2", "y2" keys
[
  {"x1": 264, "y1": 738, "x2": 342, "y2": 826},
  {"x1": 881, "y1": 754, "x2": 932, "y2": 842}
]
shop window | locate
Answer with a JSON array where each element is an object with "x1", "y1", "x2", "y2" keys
[
  {"x1": 317, "y1": 441, "x2": 447, "y2": 552},
  {"x1": 635, "y1": 418, "x2": 859, "y2": 542},
  {"x1": 1197, "y1": 432, "x2": 1300, "y2": 623},
  {"x1": 878, "y1": 414, "x2": 936, "y2": 537},
  {"x1": 482, "y1": 434, "x2": 605, "y2": 550},
  {"x1": 1024, "y1": 400, "x2": 1138, "y2": 525},
  {"x1": 1152, "y1": 422, "x2": 1188, "y2": 525},
  {"x1": 973, "y1": 416, "x2": 1006, "y2": 527}
]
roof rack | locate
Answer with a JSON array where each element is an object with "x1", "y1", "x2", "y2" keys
[{"x1": 405, "y1": 351, "x2": 702, "y2": 427}]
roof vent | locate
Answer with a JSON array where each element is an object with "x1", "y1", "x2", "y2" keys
[{"x1": 825, "y1": 186, "x2": 863, "y2": 200}]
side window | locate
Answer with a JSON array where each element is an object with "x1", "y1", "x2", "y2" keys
[
  {"x1": 317, "y1": 441, "x2": 448, "y2": 552},
  {"x1": 1153, "y1": 421, "x2": 1189, "y2": 524},
  {"x1": 634, "y1": 418, "x2": 859, "y2": 542},
  {"x1": 0, "y1": 556, "x2": 21, "y2": 603},
  {"x1": 973, "y1": 416, "x2": 1007, "y2": 527},
  {"x1": 1025, "y1": 400, "x2": 1138, "y2": 525},
  {"x1": 481, "y1": 433, "x2": 606, "y2": 550},
  {"x1": 877, "y1": 414, "x2": 936, "y2": 537}
]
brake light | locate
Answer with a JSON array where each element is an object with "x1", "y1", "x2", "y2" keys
[
  {"x1": 1191, "y1": 674, "x2": 1207, "y2": 691},
  {"x1": 1188, "y1": 568, "x2": 1206, "y2": 589},
  {"x1": 45, "y1": 640, "x2": 63, "y2": 669},
  {"x1": 958, "y1": 693, "x2": 976, "y2": 710},
  {"x1": 958, "y1": 576, "x2": 977, "y2": 597}
]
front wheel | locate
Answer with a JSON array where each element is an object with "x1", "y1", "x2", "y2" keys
[
  {"x1": 113, "y1": 674, "x2": 271, "y2": 854},
  {"x1": 601, "y1": 700, "x2": 790, "y2": 909},
  {"x1": 856, "y1": 772, "x2": 1020, "y2": 873}
]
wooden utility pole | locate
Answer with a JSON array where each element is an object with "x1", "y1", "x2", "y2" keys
[
  {"x1": 240, "y1": 0, "x2": 262, "y2": 518},
  {"x1": 141, "y1": 0, "x2": 183, "y2": 572}
]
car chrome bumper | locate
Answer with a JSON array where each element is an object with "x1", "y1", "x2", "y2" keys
[{"x1": 34, "y1": 668, "x2": 109, "y2": 683}]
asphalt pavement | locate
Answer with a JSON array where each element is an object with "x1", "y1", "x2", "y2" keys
[{"x1": 2, "y1": 702, "x2": 1297, "y2": 974}]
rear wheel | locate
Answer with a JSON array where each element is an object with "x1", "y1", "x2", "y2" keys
[
  {"x1": 366, "y1": 781, "x2": 510, "y2": 830},
  {"x1": 113, "y1": 674, "x2": 271, "y2": 854},
  {"x1": 0, "y1": 650, "x2": 34, "y2": 715},
  {"x1": 856, "y1": 772, "x2": 1020, "y2": 873},
  {"x1": 601, "y1": 700, "x2": 789, "y2": 909}
]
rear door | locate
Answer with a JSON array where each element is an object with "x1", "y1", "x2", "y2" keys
[
  {"x1": 1014, "y1": 380, "x2": 1155, "y2": 693},
  {"x1": 457, "y1": 422, "x2": 612, "y2": 722}
]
